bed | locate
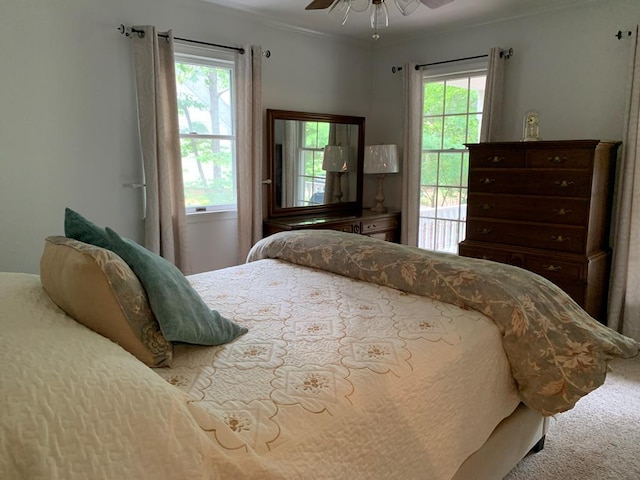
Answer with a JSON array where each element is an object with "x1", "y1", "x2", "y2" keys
[{"x1": 1, "y1": 224, "x2": 637, "y2": 480}]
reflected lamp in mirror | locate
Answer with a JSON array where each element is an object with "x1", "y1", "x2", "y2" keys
[
  {"x1": 323, "y1": 145, "x2": 353, "y2": 203},
  {"x1": 364, "y1": 144, "x2": 399, "y2": 213}
]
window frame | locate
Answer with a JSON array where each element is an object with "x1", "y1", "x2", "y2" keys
[
  {"x1": 419, "y1": 62, "x2": 487, "y2": 253},
  {"x1": 297, "y1": 121, "x2": 329, "y2": 207},
  {"x1": 174, "y1": 42, "x2": 237, "y2": 214}
]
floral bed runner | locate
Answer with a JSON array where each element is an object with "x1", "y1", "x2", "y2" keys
[{"x1": 248, "y1": 230, "x2": 639, "y2": 415}]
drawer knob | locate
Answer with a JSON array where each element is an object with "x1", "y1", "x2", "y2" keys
[
  {"x1": 548, "y1": 156, "x2": 567, "y2": 164},
  {"x1": 550, "y1": 235, "x2": 570, "y2": 243},
  {"x1": 554, "y1": 180, "x2": 575, "y2": 188},
  {"x1": 480, "y1": 178, "x2": 496, "y2": 184},
  {"x1": 543, "y1": 264, "x2": 562, "y2": 272},
  {"x1": 478, "y1": 228, "x2": 493, "y2": 235},
  {"x1": 553, "y1": 208, "x2": 572, "y2": 216},
  {"x1": 481, "y1": 203, "x2": 495, "y2": 210},
  {"x1": 489, "y1": 156, "x2": 504, "y2": 163}
]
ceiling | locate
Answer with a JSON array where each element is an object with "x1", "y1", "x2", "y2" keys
[{"x1": 200, "y1": 0, "x2": 587, "y2": 42}]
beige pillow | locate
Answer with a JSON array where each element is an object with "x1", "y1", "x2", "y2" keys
[{"x1": 40, "y1": 236, "x2": 173, "y2": 367}]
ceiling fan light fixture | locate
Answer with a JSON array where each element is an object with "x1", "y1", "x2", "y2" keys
[
  {"x1": 328, "y1": 0, "x2": 352, "y2": 25},
  {"x1": 371, "y1": 0, "x2": 388, "y2": 29},
  {"x1": 306, "y1": 0, "x2": 454, "y2": 40},
  {"x1": 394, "y1": 0, "x2": 421, "y2": 16},
  {"x1": 349, "y1": 0, "x2": 371, "y2": 13}
]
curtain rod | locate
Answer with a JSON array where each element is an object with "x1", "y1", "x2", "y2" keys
[
  {"x1": 118, "y1": 24, "x2": 258, "y2": 56},
  {"x1": 391, "y1": 47, "x2": 513, "y2": 73}
]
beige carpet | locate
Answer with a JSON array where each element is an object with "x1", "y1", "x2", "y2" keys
[{"x1": 504, "y1": 354, "x2": 640, "y2": 480}]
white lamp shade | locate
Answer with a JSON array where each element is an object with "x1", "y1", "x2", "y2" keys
[
  {"x1": 364, "y1": 144, "x2": 399, "y2": 174},
  {"x1": 323, "y1": 145, "x2": 353, "y2": 172}
]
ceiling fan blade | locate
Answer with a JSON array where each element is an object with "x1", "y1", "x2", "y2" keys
[
  {"x1": 306, "y1": 0, "x2": 339, "y2": 10},
  {"x1": 420, "y1": 0, "x2": 455, "y2": 8}
]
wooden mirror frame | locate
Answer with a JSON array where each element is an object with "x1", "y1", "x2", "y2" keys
[{"x1": 266, "y1": 109, "x2": 365, "y2": 219}]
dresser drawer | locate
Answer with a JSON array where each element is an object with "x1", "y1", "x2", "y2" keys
[
  {"x1": 526, "y1": 148, "x2": 594, "y2": 169},
  {"x1": 469, "y1": 169, "x2": 593, "y2": 197},
  {"x1": 465, "y1": 219, "x2": 586, "y2": 253},
  {"x1": 467, "y1": 193, "x2": 590, "y2": 226},
  {"x1": 329, "y1": 221, "x2": 355, "y2": 233},
  {"x1": 361, "y1": 215, "x2": 399, "y2": 234},
  {"x1": 459, "y1": 242, "x2": 587, "y2": 304},
  {"x1": 458, "y1": 243, "x2": 511, "y2": 263},
  {"x1": 469, "y1": 149, "x2": 526, "y2": 168},
  {"x1": 523, "y1": 254, "x2": 586, "y2": 280}
]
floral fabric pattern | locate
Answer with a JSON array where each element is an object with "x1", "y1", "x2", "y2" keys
[
  {"x1": 44, "y1": 236, "x2": 173, "y2": 366},
  {"x1": 153, "y1": 257, "x2": 521, "y2": 479},
  {"x1": 248, "y1": 230, "x2": 640, "y2": 415}
]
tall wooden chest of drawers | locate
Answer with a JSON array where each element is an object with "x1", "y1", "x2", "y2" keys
[{"x1": 459, "y1": 140, "x2": 619, "y2": 323}]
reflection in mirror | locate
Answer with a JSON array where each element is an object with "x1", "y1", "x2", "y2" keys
[
  {"x1": 274, "y1": 120, "x2": 358, "y2": 208},
  {"x1": 267, "y1": 110, "x2": 365, "y2": 218}
]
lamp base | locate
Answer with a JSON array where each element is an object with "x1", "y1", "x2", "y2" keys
[
  {"x1": 370, "y1": 205, "x2": 388, "y2": 213},
  {"x1": 332, "y1": 171, "x2": 344, "y2": 203},
  {"x1": 370, "y1": 174, "x2": 388, "y2": 213}
]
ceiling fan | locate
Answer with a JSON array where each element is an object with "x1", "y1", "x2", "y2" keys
[{"x1": 305, "y1": 0, "x2": 455, "y2": 39}]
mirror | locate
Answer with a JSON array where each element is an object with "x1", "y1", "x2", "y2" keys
[{"x1": 266, "y1": 109, "x2": 365, "y2": 218}]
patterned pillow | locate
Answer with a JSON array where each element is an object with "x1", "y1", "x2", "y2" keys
[{"x1": 40, "y1": 236, "x2": 173, "y2": 367}]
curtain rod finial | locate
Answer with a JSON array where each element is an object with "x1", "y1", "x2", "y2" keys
[{"x1": 117, "y1": 24, "x2": 145, "y2": 38}]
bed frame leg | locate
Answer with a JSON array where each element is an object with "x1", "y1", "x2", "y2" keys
[{"x1": 530, "y1": 435, "x2": 546, "y2": 453}]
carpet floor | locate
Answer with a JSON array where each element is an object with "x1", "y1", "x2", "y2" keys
[{"x1": 504, "y1": 353, "x2": 640, "y2": 480}]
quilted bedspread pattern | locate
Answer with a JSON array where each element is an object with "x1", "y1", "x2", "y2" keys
[
  {"x1": 1, "y1": 266, "x2": 520, "y2": 480},
  {"x1": 159, "y1": 258, "x2": 520, "y2": 479},
  {"x1": 248, "y1": 230, "x2": 640, "y2": 416},
  {"x1": 0, "y1": 274, "x2": 224, "y2": 479}
]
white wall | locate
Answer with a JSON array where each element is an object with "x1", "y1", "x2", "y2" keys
[
  {"x1": 368, "y1": 0, "x2": 640, "y2": 211},
  {"x1": 0, "y1": 0, "x2": 373, "y2": 274},
  {"x1": 3, "y1": 0, "x2": 639, "y2": 274}
]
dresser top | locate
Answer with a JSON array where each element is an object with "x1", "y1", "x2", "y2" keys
[{"x1": 465, "y1": 139, "x2": 620, "y2": 149}]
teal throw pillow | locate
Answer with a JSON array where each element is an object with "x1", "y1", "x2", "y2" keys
[
  {"x1": 64, "y1": 208, "x2": 110, "y2": 249},
  {"x1": 104, "y1": 227, "x2": 248, "y2": 346}
]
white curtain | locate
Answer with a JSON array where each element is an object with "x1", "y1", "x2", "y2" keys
[
  {"x1": 608, "y1": 25, "x2": 640, "y2": 341},
  {"x1": 400, "y1": 63, "x2": 422, "y2": 246},
  {"x1": 283, "y1": 120, "x2": 298, "y2": 207},
  {"x1": 236, "y1": 45, "x2": 263, "y2": 263},
  {"x1": 131, "y1": 26, "x2": 189, "y2": 272},
  {"x1": 480, "y1": 47, "x2": 506, "y2": 142}
]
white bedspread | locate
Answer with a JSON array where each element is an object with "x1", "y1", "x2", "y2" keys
[
  {"x1": 0, "y1": 260, "x2": 520, "y2": 480},
  {"x1": 0, "y1": 273, "x2": 222, "y2": 480},
  {"x1": 161, "y1": 259, "x2": 520, "y2": 479}
]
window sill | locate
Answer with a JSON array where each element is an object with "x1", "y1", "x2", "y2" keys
[{"x1": 186, "y1": 209, "x2": 238, "y2": 224}]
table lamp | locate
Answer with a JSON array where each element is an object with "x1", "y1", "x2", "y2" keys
[
  {"x1": 364, "y1": 144, "x2": 399, "y2": 213},
  {"x1": 323, "y1": 145, "x2": 353, "y2": 202}
]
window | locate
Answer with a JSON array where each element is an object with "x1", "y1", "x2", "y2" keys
[
  {"x1": 298, "y1": 121, "x2": 329, "y2": 206},
  {"x1": 174, "y1": 46, "x2": 236, "y2": 213},
  {"x1": 419, "y1": 70, "x2": 486, "y2": 253}
]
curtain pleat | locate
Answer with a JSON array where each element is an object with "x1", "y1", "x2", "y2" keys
[
  {"x1": 480, "y1": 47, "x2": 505, "y2": 142},
  {"x1": 283, "y1": 120, "x2": 297, "y2": 207},
  {"x1": 608, "y1": 25, "x2": 640, "y2": 341},
  {"x1": 131, "y1": 26, "x2": 189, "y2": 273},
  {"x1": 236, "y1": 46, "x2": 263, "y2": 263},
  {"x1": 400, "y1": 63, "x2": 422, "y2": 246}
]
